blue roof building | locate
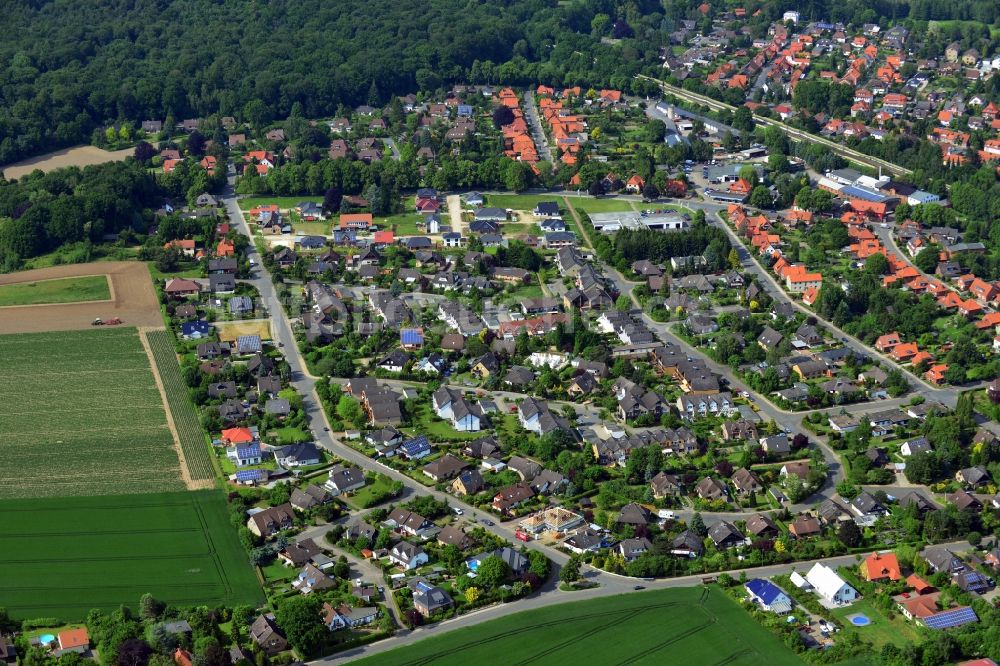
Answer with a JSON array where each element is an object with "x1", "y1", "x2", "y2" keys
[
  {"x1": 923, "y1": 606, "x2": 978, "y2": 630},
  {"x1": 401, "y1": 435, "x2": 431, "y2": 460},
  {"x1": 181, "y1": 320, "x2": 212, "y2": 339},
  {"x1": 235, "y1": 469, "x2": 267, "y2": 484},
  {"x1": 400, "y1": 328, "x2": 425, "y2": 348},
  {"x1": 744, "y1": 579, "x2": 793, "y2": 614}
]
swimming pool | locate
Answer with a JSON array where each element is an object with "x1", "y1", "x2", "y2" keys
[
  {"x1": 848, "y1": 614, "x2": 871, "y2": 626},
  {"x1": 38, "y1": 634, "x2": 56, "y2": 645}
]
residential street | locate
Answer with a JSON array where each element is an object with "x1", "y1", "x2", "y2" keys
[
  {"x1": 523, "y1": 90, "x2": 553, "y2": 163},
  {"x1": 314, "y1": 539, "x2": 971, "y2": 664},
  {"x1": 221, "y1": 161, "x2": 983, "y2": 664}
]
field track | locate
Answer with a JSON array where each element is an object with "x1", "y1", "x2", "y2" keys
[{"x1": 0, "y1": 262, "x2": 162, "y2": 333}]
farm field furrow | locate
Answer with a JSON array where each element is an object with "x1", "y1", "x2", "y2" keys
[
  {"x1": 0, "y1": 328, "x2": 183, "y2": 498},
  {"x1": 0, "y1": 491, "x2": 264, "y2": 620},
  {"x1": 145, "y1": 329, "x2": 217, "y2": 481}
]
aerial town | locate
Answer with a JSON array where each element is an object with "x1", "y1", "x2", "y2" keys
[{"x1": 2, "y1": 2, "x2": 1000, "y2": 666}]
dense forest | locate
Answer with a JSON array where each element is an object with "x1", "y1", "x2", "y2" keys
[
  {"x1": 0, "y1": 162, "x2": 160, "y2": 269},
  {"x1": 3, "y1": 0, "x2": 1000, "y2": 165}
]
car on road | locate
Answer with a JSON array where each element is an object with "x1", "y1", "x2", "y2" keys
[
  {"x1": 480, "y1": 518, "x2": 495, "y2": 526},
  {"x1": 323, "y1": 427, "x2": 330, "y2": 431},
  {"x1": 633, "y1": 585, "x2": 645, "y2": 590},
  {"x1": 452, "y1": 507, "x2": 464, "y2": 515}
]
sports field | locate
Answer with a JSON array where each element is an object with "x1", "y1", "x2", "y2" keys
[
  {"x1": 0, "y1": 275, "x2": 110, "y2": 306},
  {"x1": 0, "y1": 491, "x2": 264, "y2": 619},
  {"x1": 0, "y1": 327, "x2": 182, "y2": 498},
  {"x1": 353, "y1": 586, "x2": 805, "y2": 665}
]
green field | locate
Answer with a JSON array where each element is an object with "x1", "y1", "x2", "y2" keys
[
  {"x1": 565, "y1": 196, "x2": 635, "y2": 213},
  {"x1": 0, "y1": 491, "x2": 264, "y2": 620},
  {"x1": 377, "y1": 212, "x2": 425, "y2": 236},
  {"x1": 0, "y1": 328, "x2": 183, "y2": 498},
  {"x1": 146, "y1": 329, "x2": 217, "y2": 481},
  {"x1": 354, "y1": 586, "x2": 805, "y2": 665},
  {"x1": 238, "y1": 196, "x2": 320, "y2": 211},
  {"x1": 486, "y1": 194, "x2": 562, "y2": 212},
  {"x1": 0, "y1": 275, "x2": 110, "y2": 306}
]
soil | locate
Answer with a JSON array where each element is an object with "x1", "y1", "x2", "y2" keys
[
  {"x1": 1, "y1": 145, "x2": 134, "y2": 180},
  {"x1": 0, "y1": 262, "x2": 163, "y2": 333}
]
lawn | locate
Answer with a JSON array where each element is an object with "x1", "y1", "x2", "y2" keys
[
  {"x1": 0, "y1": 328, "x2": 183, "y2": 498},
  {"x1": 352, "y1": 586, "x2": 805, "y2": 665},
  {"x1": 501, "y1": 222, "x2": 541, "y2": 236},
  {"x1": 238, "y1": 196, "x2": 320, "y2": 211},
  {"x1": 486, "y1": 194, "x2": 562, "y2": 212},
  {"x1": 345, "y1": 475, "x2": 401, "y2": 509},
  {"x1": 0, "y1": 275, "x2": 110, "y2": 306},
  {"x1": 407, "y1": 403, "x2": 484, "y2": 441},
  {"x1": 829, "y1": 597, "x2": 923, "y2": 650},
  {"x1": 564, "y1": 196, "x2": 635, "y2": 213},
  {"x1": 0, "y1": 491, "x2": 264, "y2": 620},
  {"x1": 377, "y1": 212, "x2": 425, "y2": 236}
]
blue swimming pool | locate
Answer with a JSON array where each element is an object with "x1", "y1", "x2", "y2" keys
[
  {"x1": 38, "y1": 634, "x2": 56, "y2": 645},
  {"x1": 849, "y1": 614, "x2": 871, "y2": 626}
]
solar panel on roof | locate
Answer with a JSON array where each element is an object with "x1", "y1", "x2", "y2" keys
[
  {"x1": 236, "y1": 469, "x2": 264, "y2": 482},
  {"x1": 924, "y1": 606, "x2": 977, "y2": 630}
]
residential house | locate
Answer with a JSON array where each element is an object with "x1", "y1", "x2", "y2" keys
[
  {"x1": 246, "y1": 503, "x2": 295, "y2": 537},
  {"x1": 806, "y1": 562, "x2": 858, "y2": 605},
  {"x1": 289, "y1": 485, "x2": 332, "y2": 511},
  {"x1": 389, "y1": 541, "x2": 429, "y2": 570},
  {"x1": 745, "y1": 579, "x2": 793, "y2": 613},
  {"x1": 249, "y1": 615, "x2": 287, "y2": 656},
  {"x1": 709, "y1": 521, "x2": 746, "y2": 549}
]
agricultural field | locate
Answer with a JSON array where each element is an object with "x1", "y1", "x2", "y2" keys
[
  {"x1": 146, "y1": 329, "x2": 217, "y2": 483},
  {"x1": 353, "y1": 586, "x2": 804, "y2": 665},
  {"x1": 0, "y1": 491, "x2": 264, "y2": 620},
  {"x1": 0, "y1": 145, "x2": 134, "y2": 180},
  {"x1": 0, "y1": 328, "x2": 183, "y2": 498},
  {"x1": 0, "y1": 275, "x2": 110, "y2": 306}
]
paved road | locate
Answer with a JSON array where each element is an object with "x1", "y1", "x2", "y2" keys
[
  {"x1": 707, "y1": 210, "x2": 963, "y2": 406},
  {"x1": 522, "y1": 90, "x2": 553, "y2": 163},
  {"x1": 382, "y1": 138, "x2": 401, "y2": 161},
  {"x1": 636, "y1": 75, "x2": 911, "y2": 178},
  {"x1": 297, "y1": 524, "x2": 405, "y2": 628},
  {"x1": 224, "y1": 175, "x2": 970, "y2": 661},
  {"x1": 313, "y1": 539, "x2": 971, "y2": 664},
  {"x1": 223, "y1": 177, "x2": 576, "y2": 576}
]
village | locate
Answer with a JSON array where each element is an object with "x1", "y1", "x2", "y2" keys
[{"x1": 6, "y1": 3, "x2": 1000, "y2": 665}]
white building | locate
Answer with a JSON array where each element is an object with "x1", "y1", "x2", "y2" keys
[
  {"x1": 805, "y1": 562, "x2": 858, "y2": 605},
  {"x1": 782, "y1": 10, "x2": 800, "y2": 23}
]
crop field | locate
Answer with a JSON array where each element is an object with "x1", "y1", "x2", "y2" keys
[
  {"x1": 0, "y1": 328, "x2": 183, "y2": 498},
  {"x1": 0, "y1": 275, "x2": 110, "y2": 306},
  {"x1": 146, "y1": 330, "x2": 217, "y2": 482},
  {"x1": 353, "y1": 586, "x2": 804, "y2": 666},
  {"x1": 0, "y1": 491, "x2": 264, "y2": 620}
]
